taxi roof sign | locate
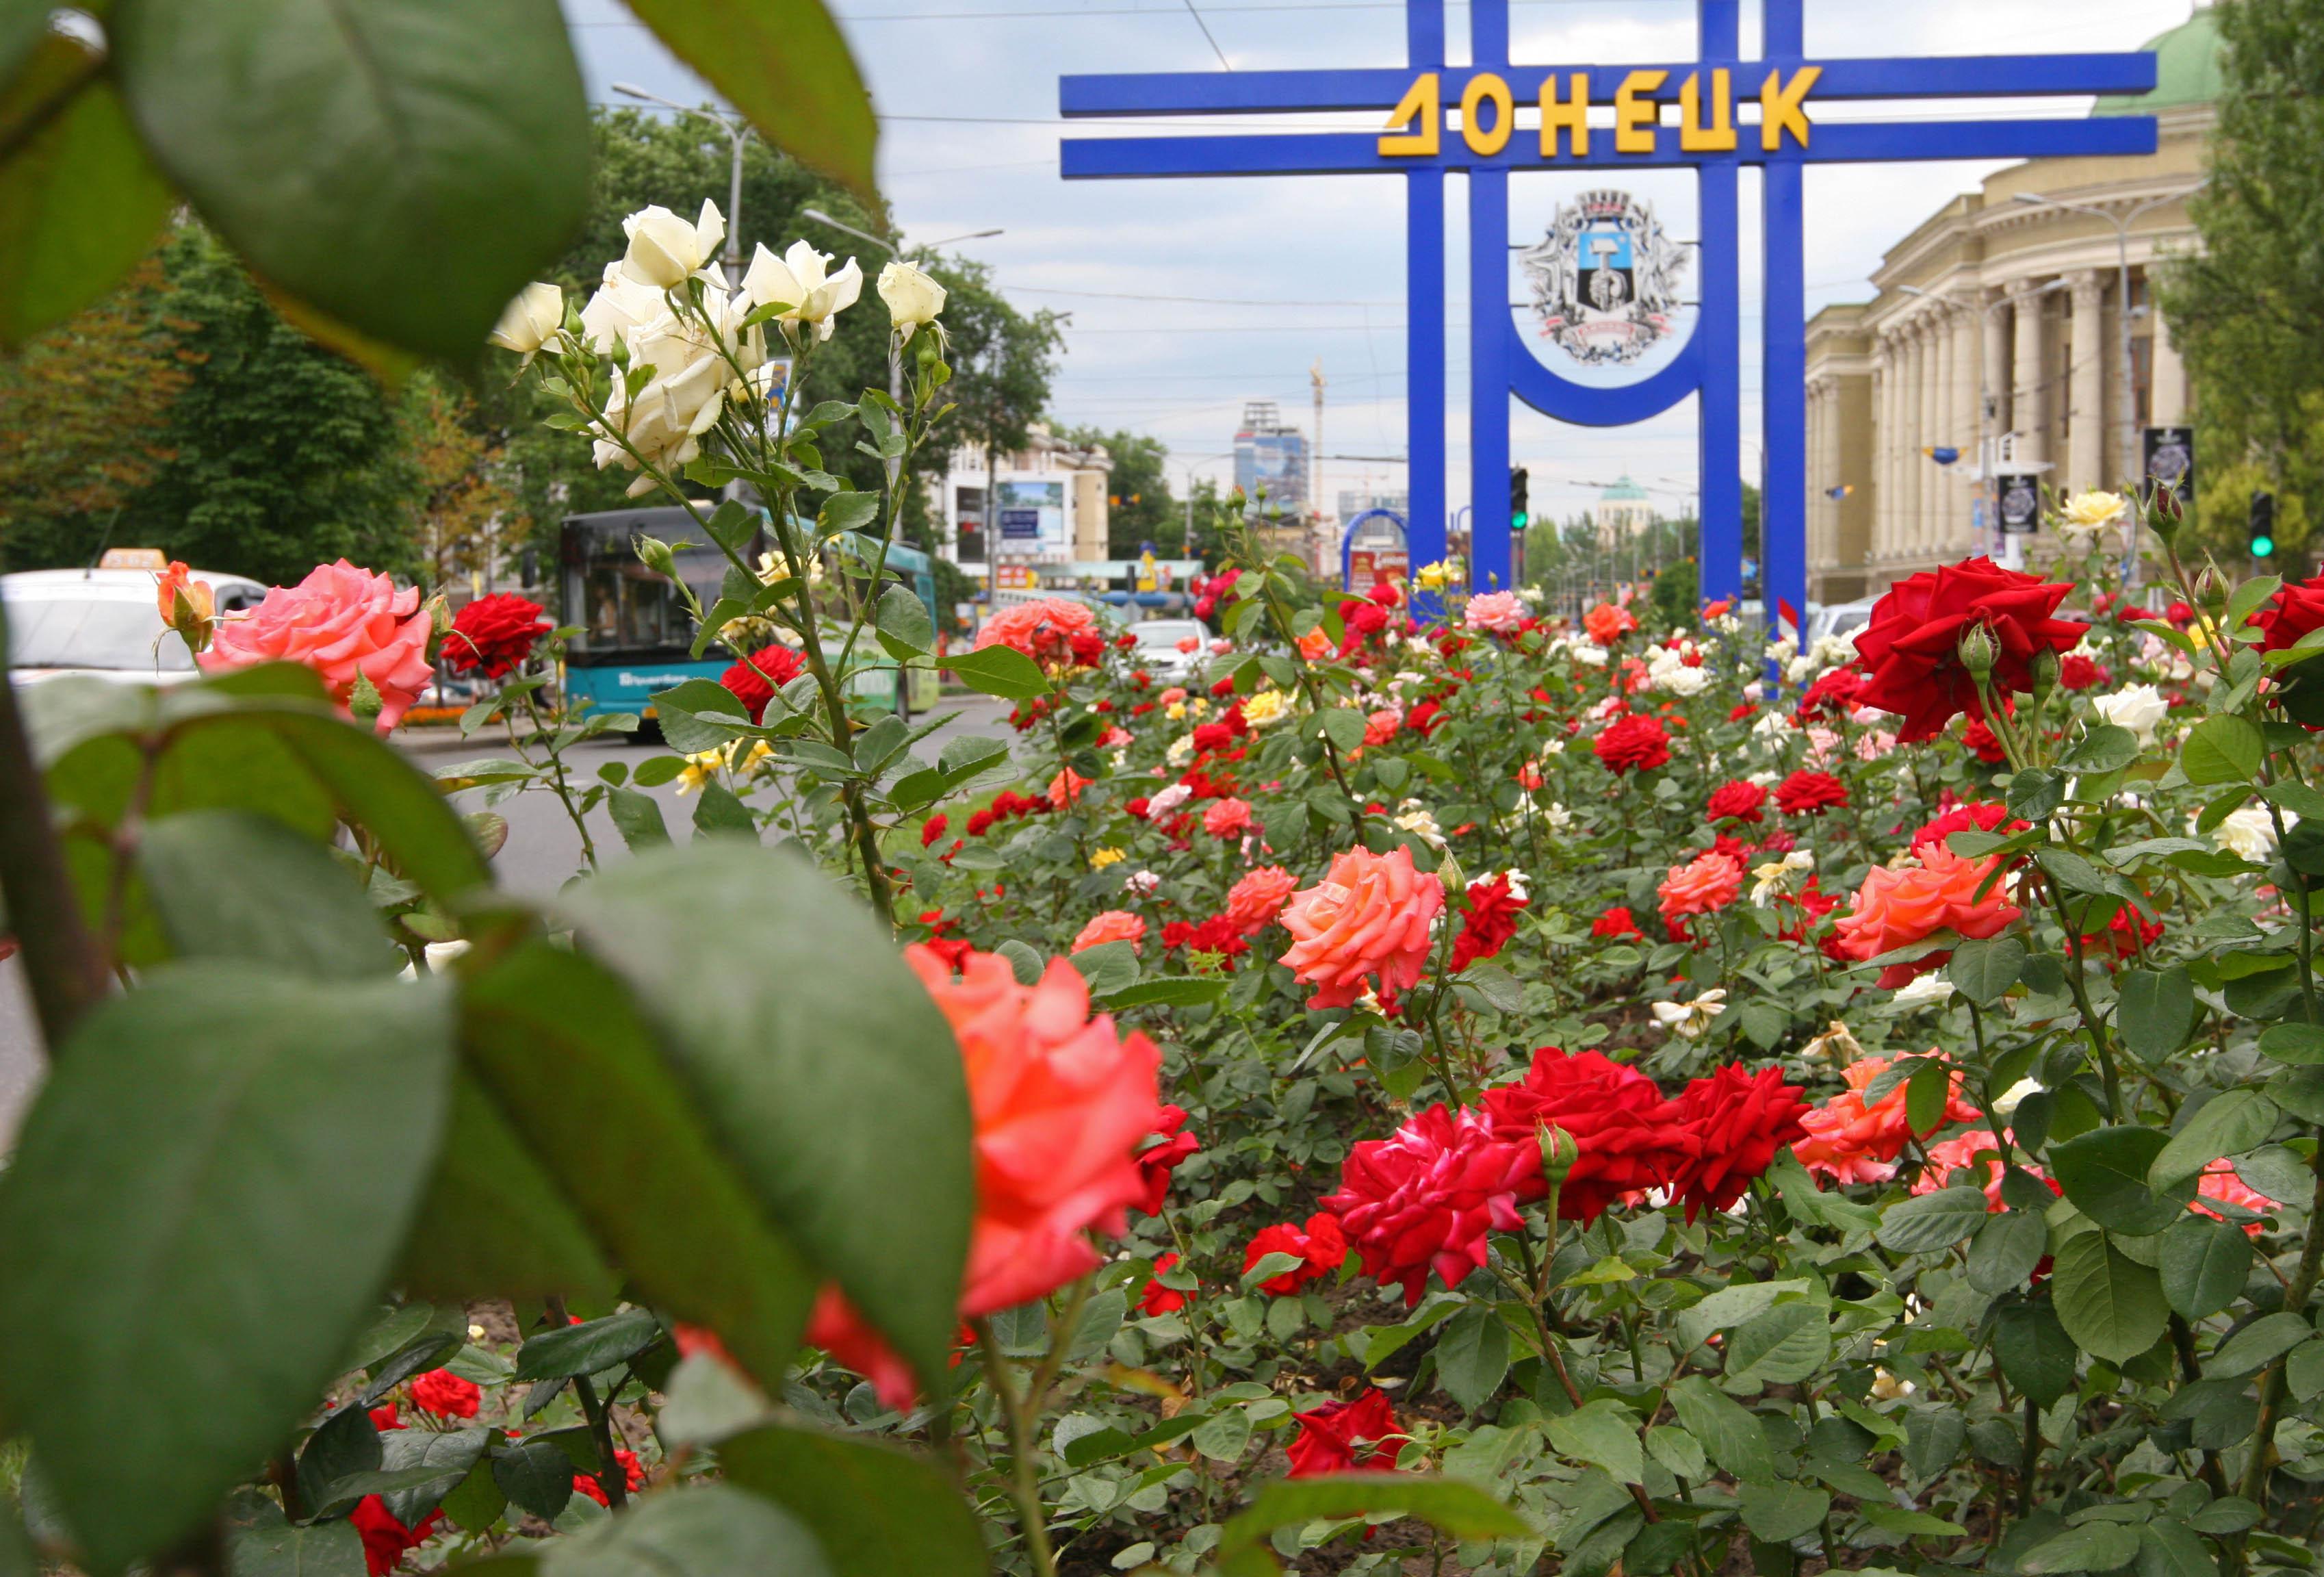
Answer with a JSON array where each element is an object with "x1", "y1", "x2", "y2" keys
[{"x1": 99, "y1": 548, "x2": 170, "y2": 572}]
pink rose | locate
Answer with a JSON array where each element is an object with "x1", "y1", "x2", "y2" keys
[
  {"x1": 200, "y1": 560, "x2": 432, "y2": 732},
  {"x1": 1203, "y1": 797, "x2": 1254, "y2": 839},
  {"x1": 1464, "y1": 591, "x2": 1525, "y2": 634},
  {"x1": 1072, "y1": 910, "x2": 1147, "y2": 953},
  {"x1": 1279, "y1": 845, "x2": 1446, "y2": 1008}
]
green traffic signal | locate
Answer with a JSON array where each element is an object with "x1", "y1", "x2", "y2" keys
[
  {"x1": 2255, "y1": 535, "x2": 2276, "y2": 559},
  {"x1": 2251, "y1": 489, "x2": 2278, "y2": 559}
]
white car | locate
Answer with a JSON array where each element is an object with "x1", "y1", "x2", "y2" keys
[
  {"x1": 2, "y1": 567, "x2": 269, "y2": 686},
  {"x1": 1128, "y1": 617, "x2": 1210, "y2": 681}
]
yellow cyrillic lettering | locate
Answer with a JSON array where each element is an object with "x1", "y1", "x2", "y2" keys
[
  {"x1": 1538, "y1": 71, "x2": 1589, "y2": 158},
  {"x1": 1614, "y1": 68, "x2": 1666, "y2": 155},
  {"x1": 1460, "y1": 72, "x2": 1514, "y2": 157},
  {"x1": 1679, "y1": 68, "x2": 1736, "y2": 152},
  {"x1": 1380, "y1": 71, "x2": 1441, "y2": 157},
  {"x1": 1760, "y1": 64, "x2": 1820, "y2": 151}
]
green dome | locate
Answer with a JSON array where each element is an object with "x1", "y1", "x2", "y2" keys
[
  {"x1": 2092, "y1": 8, "x2": 2222, "y2": 116},
  {"x1": 1601, "y1": 475, "x2": 1648, "y2": 502}
]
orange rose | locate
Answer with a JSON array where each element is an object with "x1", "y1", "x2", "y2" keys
[
  {"x1": 1832, "y1": 847, "x2": 2021, "y2": 987},
  {"x1": 1584, "y1": 602, "x2": 1638, "y2": 645},
  {"x1": 1225, "y1": 865, "x2": 1300, "y2": 934},
  {"x1": 1656, "y1": 851, "x2": 1743, "y2": 922},
  {"x1": 1794, "y1": 1054, "x2": 1982, "y2": 1184},
  {"x1": 1279, "y1": 845, "x2": 1445, "y2": 1008},
  {"x1": 1072, "y1": 910, "x2": 1146, "y2": 953}
]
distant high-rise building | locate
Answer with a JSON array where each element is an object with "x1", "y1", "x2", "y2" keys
[{"x1": 1234, "y1": 401, "x2": 1309, "y2": 512}]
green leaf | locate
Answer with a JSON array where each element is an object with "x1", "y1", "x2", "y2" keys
[
  {"x1": 2151, "y1": 1090, "x2": 2278, "y2": 1190},
  {"x1": 493, "y1": 1437, "x2": 575, "y2": 1523},
  {"x1": 1644, "y1": 1425, "x2": 1708, "y2": 1483},
  {"x1": 1875, "y1": 1185, "x2": 1990, "y2": 1254},
  {"x1": 1215, "y1": 1476, "x2": 1528, "y2": 1577},
  {"x1": 690, "y1": 780, "x2": 758, "y2": 841},
  {"x1": 544, "y1": 1486, "x2": 834, "y2": 1577},
  {"x1": 1434, "y1": 1305, "x2": 1510, "y2": 1413},
  {"x1": 137, "y1": 810, "x2": 400, "y2": 979},
  {"x1": 0, "y1": 966, "x2": 454, "y2": 1576},
  {"x1": 623, "y1": 0, "x2": 875, "y2": 196},
  {"x1": 2117, "y1": 966, "x2": 2196, "y2": 1063},
  {"x1": 1738, "y1": 1482, "x2": 1829, "y2": 1543},
  {"x1": 380, "y1": 1427, "x2": 492, "y2": 1528},
  {"x1": 717, "y1": 1425, "x2": 985, "y2": 1577},
  {"x1": 1902, "y1": 1410, "x2": 1965, "y2": 1482},
  {"x1": 2160, "y1": 1213, "x2": 2254, "y2": 1320},
  {"x1": 608, "y1": 788, "x2": 672, "y2": 851},
  {"x1": 2050, "y1": 1230, "x2": 2169, "y2": 1363},
  {"x1": 517, "y1": 1309, "x2": 662, "y2": 1382},
  {"x1": 2063, "y1": 723, "x2": 2141, "y2": 775},
  {"x1": 1319, "y1": 706, "x2": 1367, "y2": 753},
  {"x1": 1097, "y1": 977, "x2": 1230, "y2": 1010},
  {"x1": 111, "y1": 0, "x2": 590, "y2": 361},
  {"x1": 1947, "y1": 935, "x2": 2026, "y2": 1005},
  {"x1": 2019, "y1": 1521, "x2": 2141, "y2": 1574},
  {"x1": 1723, "y1": 1303, "x2": 1830, "y2": 1390},
  {"x1": 1548, "y1": 1399, "x2": 1646, "y2": 1484},
  {"x1": 2206, "y1": 1310, "x2": 2313, "y2": 1378},
  {"x1": 2136, "y1": 1520, "x2": 2220, "y2": 1577},
  {"x1": 2181, "y1": 715, "x2": 2266, "y2": 786},
  {"x1": 1994, "y1": 1300, "x2": 2078, "y2": 1409},
  {"x1": 2050, "y1": 1127, "x2": 2195, "y2": 1235},
  {"x1": 0, "y1": 38, "x2": 175, "y2": 350},
  {"x1": 1666, "y1": 1376, "x2": 1776, "y2": 1485},
  {"x1": 944, "y1": 646, "x2": 1048, "y2": 700},
  {"x1": 1068, "y1": 939, "x2": 1139, "y2": 997},
  {"x1": 1968, "y1": 1209, "x2": 2050, "y2": 1294},
  {"x1": 651, "y1": 680, "x2": 758, "y2": 755},
  {"x1": 440, "y1": 1456, "x2": 508, "y2": 1533},
  {"x1": 459, "y1": 940, "x2": 818, "y2": 1393},
  {"x1": 2260, "y1": 1023, "x2": 2324, "y2": 1065},
  {"x1": 224, "y1": 1493, "x2": 365, "y2": 1577},
  {"x1": 874, "y1": 585, "x2": 935, "y2": 657},
  {"x1": 558, "y1": 845, "x2": 972, "y2": 1393}
]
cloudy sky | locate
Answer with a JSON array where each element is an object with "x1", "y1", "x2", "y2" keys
[{"x1": 562, "y1": 0, "x2": 2199, "y2": 526}]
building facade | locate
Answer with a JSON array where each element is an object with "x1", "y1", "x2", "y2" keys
[
  {"x1": 1233, "y1": 401, "x2": 1310, "y2": 513},
  {"x1": 933, "y1": 424, "x2": 1113, "y2": 568},
  {"x1": 1594, "y1": 475, "x2": 1655, "y2": 541},
  {"x1": 1805, "y1": 10, "x2": 2216, "y2": 602}
]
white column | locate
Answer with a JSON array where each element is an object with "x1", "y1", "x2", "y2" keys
[
  {"x1": 1929, "y1": 317, "x2": 1953, "y2": 554},
  {"x1": 1872, "y1": 350, "x2": 1892, "y2": 564},
  {"x1": 1905, "y1": 326, "x2": 1927, "y2": 556},
  {"x1": 2069, "y1": 270, "x2": 2105, "y2": 491},
  {"x1": 2152, "y1": 308, "x2": 2189, "y2": 424},
  {"x1": 2011, "y1": 279, "x2": 2046, "y2": 466}
]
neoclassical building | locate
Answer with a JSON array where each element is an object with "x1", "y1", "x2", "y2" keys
[{"x1": 1805, "y1": 8, "x2": 2217, "y2": 603}]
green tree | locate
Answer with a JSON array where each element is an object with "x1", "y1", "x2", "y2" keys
[
  {"x1": 2160, "y1": 0, "x2": 2324, "y2": 567},
  {"x1": 1, "y1": 227, "x2": 422, "y2": 582}
]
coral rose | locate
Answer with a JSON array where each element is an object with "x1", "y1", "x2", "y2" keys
[
  {"x1": 1792, "y1": 1054, "x2": 1982, "y2": 1185},
  {"x1": 1594, "y1": 713, "x2": 1670, "y2": 774},
  {"x1": 1912, "y1": 1129, "x2": 2054, "y2": 1212},
  {"x1": 1464, "y1": 590, "x2": 1525, "y2": 633},
  {"x1": 1363, "y1": 706, "x2": 1403, "y2": 745},
  {"x1": 1774, "y1": 769, "x2": 1849, "y2": 817},
  {"x1": 1072, "y1": 910, "x2": 1146, "y2": 954},
  {"x1": 1584, "y1": 602, "x2": 1638, "y2": 645},
  {"x1": 1481, "y1": 1048, "x2": 1693, "y2": 1222},
  {"x1": 1852, "y1": 556, "x2": 2088, "y2": 741},
  {"x1": 1203, "y1": 796, "x2": 1254, "y2": 838},
  {"x1": 975, "y1": 598, "x2": 1098, "y2": 668},
  {"x1": 1657, "y1": 851, "x2": 1744, "y2": 923},
  {"x1": 1666, "y1": 1064, "x2": 1809, "y2": 1221},
  {"x1": 444, "y1": 593, "x2": 551, "y2": 679},
  {"x1": 1278, "y1": 845, "x2": 1445, "y2": 1009},
  {"x1": 1833, "y1": 847, "x2": 2023, "y2": 987},
  {"x1": 201, "y1": 560, "x2": 432, "y2": 732},
  {"x1": 1323, "y1": 1105, "x2": 1537, "y2": 1304},
  {"x1": 1225, "y1": 865, "x2": 1300, "y2": 934}
]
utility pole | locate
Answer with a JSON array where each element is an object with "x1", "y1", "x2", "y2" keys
[{"x1": 1310, "y1": 359, "x2": 1326, "y2": 543}]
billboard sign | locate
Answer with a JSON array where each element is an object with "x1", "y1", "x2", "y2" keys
[
  {"x1": 1997, "y1": 474, "x2": 2041, "y2": 535},
  {"x1": 994, "y1": 479, "x2": 1068, "y2": 554},
  {"x1": 2143, "y1": 426, "x2": 2195, "y2": 511}
]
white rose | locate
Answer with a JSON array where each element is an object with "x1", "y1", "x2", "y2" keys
[
  {"x1": 2208, "y1": 804, "x2": 2286, "y2": 863},
  {"x1": 2056, "y1": 489, "x2": 2126, "y2": 539},
  {"x1": 1991, "y1": 1077, "x2": 2044, "y2": 1118},
  {"x1": 2091, "y1": 682, "x2": 2169, "y2": 747},
  {"x1": 1571, "y1": 641, "x2": 1609, "y2": 667},
  {"x1": 578, "y1": 264, "x2": 664, "y2": 355},
  {"x1": 621, "y1": 200, "x2": 726, "y2": 289},
  {"x1": 877, "y1": 258, "x2": 947, "y2": 329},
  {"x1": 488, "y1": 282, "x2": 564, "y2": 354},
  {"x1": 1890, "y1": 975, "x2": 1956, "y2": 1012},
  {"x1": 742, "y1": 240, "x2": 865, "y2": 339}
]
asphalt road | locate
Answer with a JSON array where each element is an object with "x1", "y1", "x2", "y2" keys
[{"x1": 0, "y1": 695, "x2": 1015, "y2": 1144}]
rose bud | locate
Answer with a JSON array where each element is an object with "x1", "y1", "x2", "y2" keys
[{"x1": 1957, "y1": 623, "x2": 1998, "y2": 682}]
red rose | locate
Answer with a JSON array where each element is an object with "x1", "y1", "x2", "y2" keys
[
  {"x1": 1727, "y1": 702, "x2": 1757, "y2": 723},
  {"x1": 1449, "y1": 873, "x2": 1525, "y2": 971},
  {"x1": 1774, "y1": 770, "x2": 1848, "y2": 817},
  {"x1": 1481, "y1": 1048, "x2": 1694, "y2": 1222},
  {"x1": 1960, "y1": 715, "x2": 2009, "y2": 764},
  {"x1": 351, "y1": 1498, "x2": 441, "y2": 1576},
  {"x1": 1243, "y1": 1211, "x2": 1348, "y2": 1296},
  {"x1": 1853, "y1": 557, "x2": 2088, "y2": 740},
  {"x1": 1911, "y1": 800, "x2": 2027, "y2": 857},
  {"x1": 1140, "y1": 1252, "x2": 1189, "y2": 1314},
  {"x1": 1594, "y1": 714, "x2": 1670, "y2": 774},
  {"x1": 443, "y1": 593, "x2": 551, "y2": 679},
  {"x1": 1665, "y1": 1064, "x2": 1808, "y2": 1222},
  {"x1": 409, "y1": 1368, "x2": 480, "y2": 1419},
  {"x1": 1322, "y1": 1105, "x2": 1538, "y2": 1305},
  {"x1": 1287, "y1": 1389, "x2": 1408, "y2": 1478},
  {"x1": 721, "y1": 644, "x2": 805, "y2": 723},
  {"x1": 1407, "y1": 699, "x2": 1444, "y2": 734},
  {"x1": 1592, "y1": 906, "x2": 1642, "y2": 940},
  {"x1": 2254, "y1": 576, "x2": 2324, "y2": 653},
  {"x1": 2058, "y1": 652, "x2": 2109, "y2": 691},
  {"x1": 1793, "y1": 663, "x2": 1867, "y2": 721},
  {"x1": 920, "y1": 815, "x2": 948, "y2": 847},
  {"x1": 1706, "y1": 780, "x2": 1768, "y2": 824},
  {"x1": 1133, "y1": 1104, "x2": 1200, "y2": 1215}
]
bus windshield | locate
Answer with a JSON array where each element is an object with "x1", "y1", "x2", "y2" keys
[{"x1": 562, "y1": 509, "x2": 753, "y2": 658}]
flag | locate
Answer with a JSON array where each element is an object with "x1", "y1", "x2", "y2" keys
[
  {"x1": 1921, "y1": 446, "x2": 1961, "y2": 465},
  {"x1": 1825, "y1": 483, "x2": 1854, "y2": 500}
]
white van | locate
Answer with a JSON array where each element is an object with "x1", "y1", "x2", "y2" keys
[{"x1": 1, "y1": 566, "x2": 269, "y2": 686}]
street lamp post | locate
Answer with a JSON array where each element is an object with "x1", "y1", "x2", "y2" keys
[
  {"x1": 612, "y1": 84, "x2": 748, "y2": 275},
  {"x1": 2013, "y1": 181, "x2": 2208, "y2": 582}
]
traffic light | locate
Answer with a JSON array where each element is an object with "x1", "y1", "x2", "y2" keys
[
  {"x1": 1510, "y1": 465, "x2": 1530, "y2": 529},
  {"x1": 2251, "y1": 490, "x2": 2278, "y2": 561}
]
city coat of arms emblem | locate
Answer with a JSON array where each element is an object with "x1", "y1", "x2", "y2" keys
[{"x1": 1521, "y1": 190, "x2": 1688, "y2": 366}]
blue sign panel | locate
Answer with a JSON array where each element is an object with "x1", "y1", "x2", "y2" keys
[
  {"x1": 1000, "y1": 508, "x2": 1042, "y2": 541},
  {"x1": 1059, "y1": 1, "x2": 2157, "y2": 628}
]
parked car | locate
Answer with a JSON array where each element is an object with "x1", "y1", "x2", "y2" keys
[
  {"x1": 1127, "y1": 617, "x2": 1211, "y2": 681},
  {"x1": 1, "y1": 566, "x2": 268, "y2": 685}
]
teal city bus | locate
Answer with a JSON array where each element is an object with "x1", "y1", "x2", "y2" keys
[{"x1": 558, "y1": 507, "x2": 942, "y2": 722}]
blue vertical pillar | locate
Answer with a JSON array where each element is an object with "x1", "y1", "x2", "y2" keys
[
  {"x1": 1696, "y1": 0, "x2": 1742, "y2": 604},
  {"x1": 1464, "y1": 0, "x2": 1510, "y2": 591},
  {"x1": 1402, "y1": 0, "x2": 1447, "y2": 579},
  {"x1": 1761, "y1": 0, "x2": 1809, "y2": 637}
]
